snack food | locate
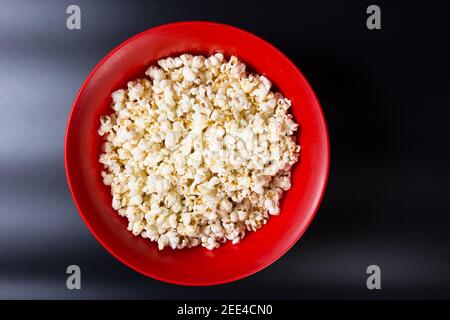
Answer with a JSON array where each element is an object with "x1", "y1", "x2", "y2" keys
[{"x1": 98, "y1": 53, "x2": 300, "y2": 250}]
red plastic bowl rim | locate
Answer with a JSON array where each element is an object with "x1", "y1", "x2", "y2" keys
[{"x1": 64, "y1": 21, "x2": 330, "y2": 286}]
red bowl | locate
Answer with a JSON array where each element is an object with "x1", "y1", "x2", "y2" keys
[{"x1": 65, "y1": 21, "x2": 329, "y2": 286}]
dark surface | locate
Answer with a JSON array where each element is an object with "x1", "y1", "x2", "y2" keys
[{"x1": 0, "y1": 0, "x2": 449, "y2": 299}]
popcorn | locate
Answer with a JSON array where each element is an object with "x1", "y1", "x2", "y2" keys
[{"x1": 98, "y1": 53, "x2": 300, "y2": 250}]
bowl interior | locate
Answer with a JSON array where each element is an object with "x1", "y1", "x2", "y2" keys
[{"x1": 65, "y1": 22, "x2": 329, "y2": 285}]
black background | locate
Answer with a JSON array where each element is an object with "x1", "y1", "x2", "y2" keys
[{"x1": 0, "y1": 0, "x2": 449, "y2": 299}]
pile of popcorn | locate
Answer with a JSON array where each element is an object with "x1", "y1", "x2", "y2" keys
[{"x1": 98, "y1": 53, "x2": 300, "y2": 250}]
